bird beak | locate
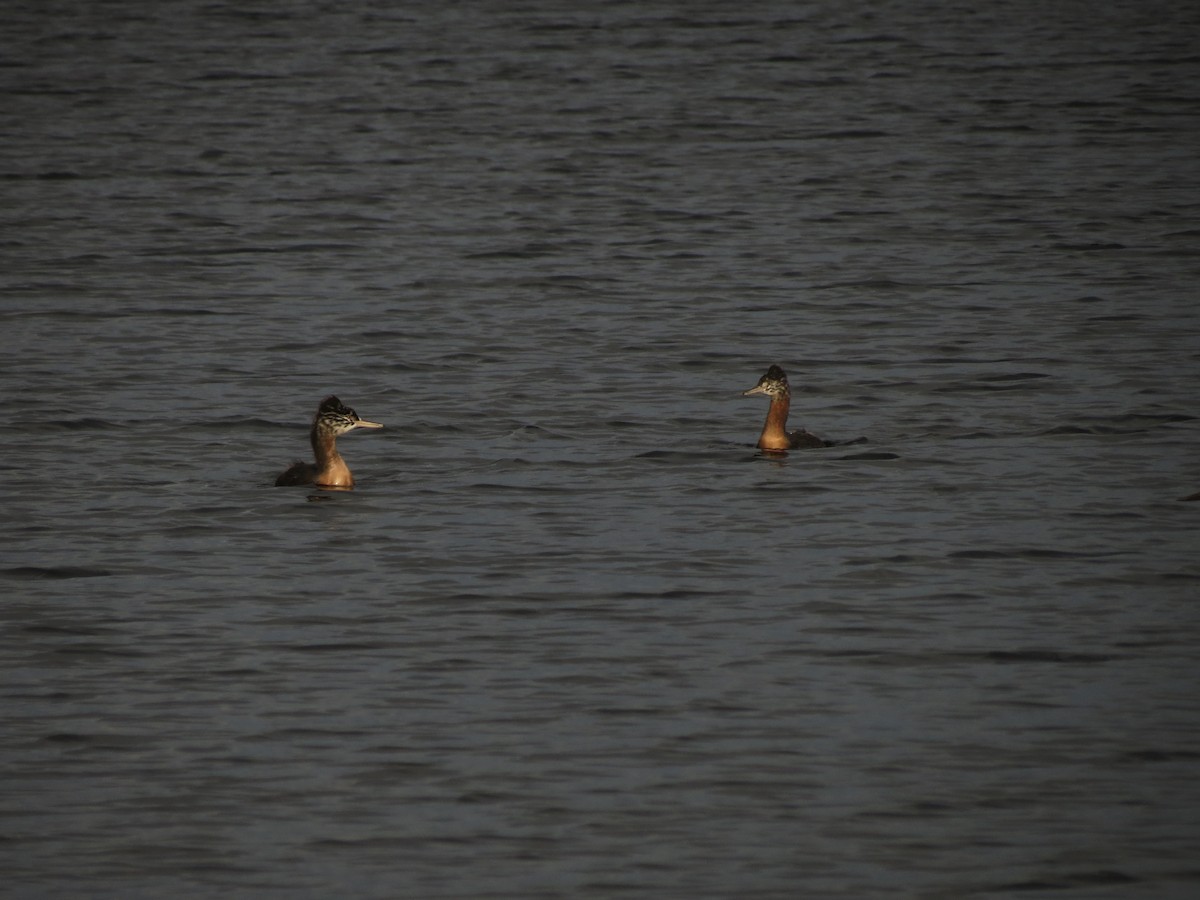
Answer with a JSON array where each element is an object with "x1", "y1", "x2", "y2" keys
[
  {"x1": 742, "y1": 384, "x2": 768, "y2": 396},
  {"x1": 353, "y1": 419, "x2": 384, "y2": 429}
]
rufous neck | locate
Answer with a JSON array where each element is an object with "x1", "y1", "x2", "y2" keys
[
  {"x1": 757, "y1": 395, "x2": 792, "y2": 450},
  {"x1": 311, "y1": 428, "x2": 344, "y2": 469},
  {"x1": 310, "y1": 427, "x2": 354, "y2": 487}
]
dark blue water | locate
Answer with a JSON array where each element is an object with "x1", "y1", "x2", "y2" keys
[{"x1": 2, "y1": 1, "x2": 1198, "y2": 897}]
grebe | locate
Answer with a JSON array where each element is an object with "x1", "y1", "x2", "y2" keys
[
  {"x1": 275, "y1": 395, "x2": 383, "y2": 488},
  {"x1": 742, "y1": 365, "x2": 830, "y2": 451}
]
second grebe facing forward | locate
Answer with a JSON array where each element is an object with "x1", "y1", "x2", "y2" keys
[
  {"x1": 742, "y1": 365, "x2": 830, "y2": 452},
  {"x1": 275, "y1": 396, "x2": 383, "y2": 488}
]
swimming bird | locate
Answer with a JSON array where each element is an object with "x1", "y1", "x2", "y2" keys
[
  {"x1": 275, "y1": 395, "x2": 382, "y2": 488},
  {"x1": 741, "y1": 365, "x2": 830, "y2": 451}
]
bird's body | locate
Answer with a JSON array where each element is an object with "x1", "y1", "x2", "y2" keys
[
  {"x1": 275, "y1": 396, "x2": 382, "y2": 488},
  {"x1": 742, "y1": 365, "x2": 829, "y2": 452}
]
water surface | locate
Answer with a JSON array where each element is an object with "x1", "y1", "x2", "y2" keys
[{"x1": 2, "y1": 1, "x2": 1198, "y2": 897}]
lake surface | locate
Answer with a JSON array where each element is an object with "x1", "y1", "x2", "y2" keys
[{"x1": 2, "y1": 1, "x2": 1198, "y2": 897}]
